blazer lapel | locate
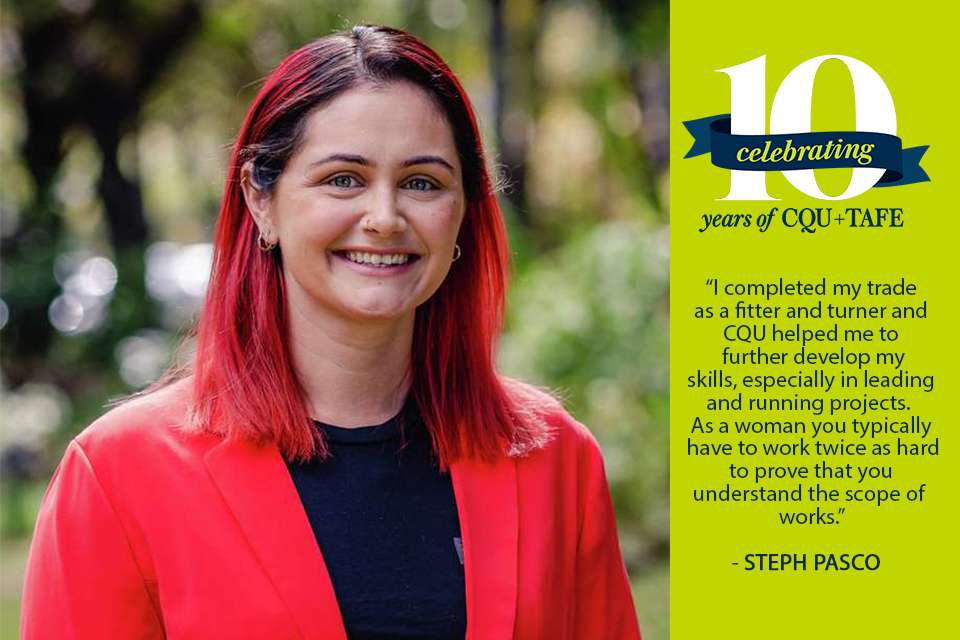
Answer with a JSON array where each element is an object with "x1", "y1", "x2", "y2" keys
[
  {"x1": 204, "y1": 437, "x2": 347, "y2": 640},
  {"x1": 450, "y1": 456, "x2": 519, "y2": 640}
]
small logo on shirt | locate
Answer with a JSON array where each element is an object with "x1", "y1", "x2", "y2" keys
[{"x1": 453, "y1": 537, "x2": 464, "y2": 565}]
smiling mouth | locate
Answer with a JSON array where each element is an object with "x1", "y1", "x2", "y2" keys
[{"x1": 335, "y1": 251, "x2": 420, "y2": 267}]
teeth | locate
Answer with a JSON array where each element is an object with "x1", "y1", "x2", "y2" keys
[{"x1": 344, "y1": 251, "x2": 411, "y2": 266}]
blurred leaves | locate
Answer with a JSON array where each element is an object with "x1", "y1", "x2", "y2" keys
[{"x1": 500, "y1": 216, "x2": 669, "y2": 562}]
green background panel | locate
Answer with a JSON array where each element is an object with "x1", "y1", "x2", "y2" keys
[{"x1": 671, "y1": 2, "x2": 959, "y2": 638}]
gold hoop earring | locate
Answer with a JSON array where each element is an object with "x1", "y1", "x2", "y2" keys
[
  {"x1": 258, "y1": 231, "x2": 277, "y2": 252},
  {"x1": 452, "y1": 244, "x2": 461, "y2": 262}
]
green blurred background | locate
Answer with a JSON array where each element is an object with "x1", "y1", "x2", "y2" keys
[{"x1": 0, "y1": 1, "x2": 668, "y2": 637}]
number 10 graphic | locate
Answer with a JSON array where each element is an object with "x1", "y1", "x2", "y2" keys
[{"x1": 718, "y1": 55, "x2": 897, "y2": 201}]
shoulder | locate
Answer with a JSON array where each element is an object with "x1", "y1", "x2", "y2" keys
[
  {"x1": 501, "y1": 377, "x2": 604, "y2": 466},
  {"x1": 71, "y1": 377, "x2": 217, "y2": 473},
  {"x1": 501, "y1": 382, "x2": 612, "y2": 527}
]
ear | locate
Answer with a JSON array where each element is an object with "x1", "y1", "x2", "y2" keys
[{"x1": 240, "y1": 161, "x2": 277, "y2": 245}]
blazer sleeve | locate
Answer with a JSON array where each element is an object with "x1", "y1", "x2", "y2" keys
[
  {"x1": 21, "y1": 440, "x2": 165, "y2": 639},
  {"x1": 573, "y1": 435, "x2": 643, "y2": 639}
]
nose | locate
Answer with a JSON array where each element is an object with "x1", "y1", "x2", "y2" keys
[{"x1": 360, "y1": 186, "x2": 408, "y2": 236}]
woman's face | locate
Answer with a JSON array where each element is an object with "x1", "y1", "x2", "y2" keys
[{"x1": 245, "y1": 81, "x2": 466, "y2": 326}]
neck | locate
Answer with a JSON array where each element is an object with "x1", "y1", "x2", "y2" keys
[{"x1": 286, "y1": 293, "x2": 414, "y2": 429}]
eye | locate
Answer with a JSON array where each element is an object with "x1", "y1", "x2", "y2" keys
[
  {"x1": 403, "y1": 177, "x2": 438, "y2": 192},
  {"x1": 324, "y1": 174, "x2": 362, "y2": 189}
]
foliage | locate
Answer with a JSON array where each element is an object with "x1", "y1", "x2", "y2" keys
[{"x1": 501, "y1": 217, "x2": 669, "y2": 564}]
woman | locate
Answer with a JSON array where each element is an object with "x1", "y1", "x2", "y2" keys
[{"x1": 21, "y1": 25, "x2": 641, "y2": 639}]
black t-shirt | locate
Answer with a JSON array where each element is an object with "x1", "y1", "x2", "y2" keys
[{"x1": 286, "y1": 399, "x2": 466, "y2": 640}]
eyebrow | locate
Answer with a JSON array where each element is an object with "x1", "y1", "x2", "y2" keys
[
  {"x1": 307, "y1": 153, "x2": 455, "y2": 172},
  {"x1": 401, "y1": 155, "x2": 456, "y2": 172}
]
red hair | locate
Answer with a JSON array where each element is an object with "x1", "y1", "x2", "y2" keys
[{"x1": 182, "y1": 25, "x2": 553, "y2": 465}]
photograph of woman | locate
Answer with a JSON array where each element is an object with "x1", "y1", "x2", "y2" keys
[{"x1": 19, "y1": 25, "x2": 643, "y2": 639}]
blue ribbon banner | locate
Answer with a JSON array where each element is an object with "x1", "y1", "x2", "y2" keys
[{"x1": 683, "y1": 114, "x2": 929, "y2": 187}]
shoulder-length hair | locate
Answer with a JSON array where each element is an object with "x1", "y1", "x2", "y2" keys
[{"x1": 183, "y1": 25, "x2": 553, "y2": 466}]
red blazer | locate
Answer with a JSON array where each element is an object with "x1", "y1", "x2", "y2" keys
[{"x1": 21, "y1": 380, "x2": 641, "y2": 639}]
